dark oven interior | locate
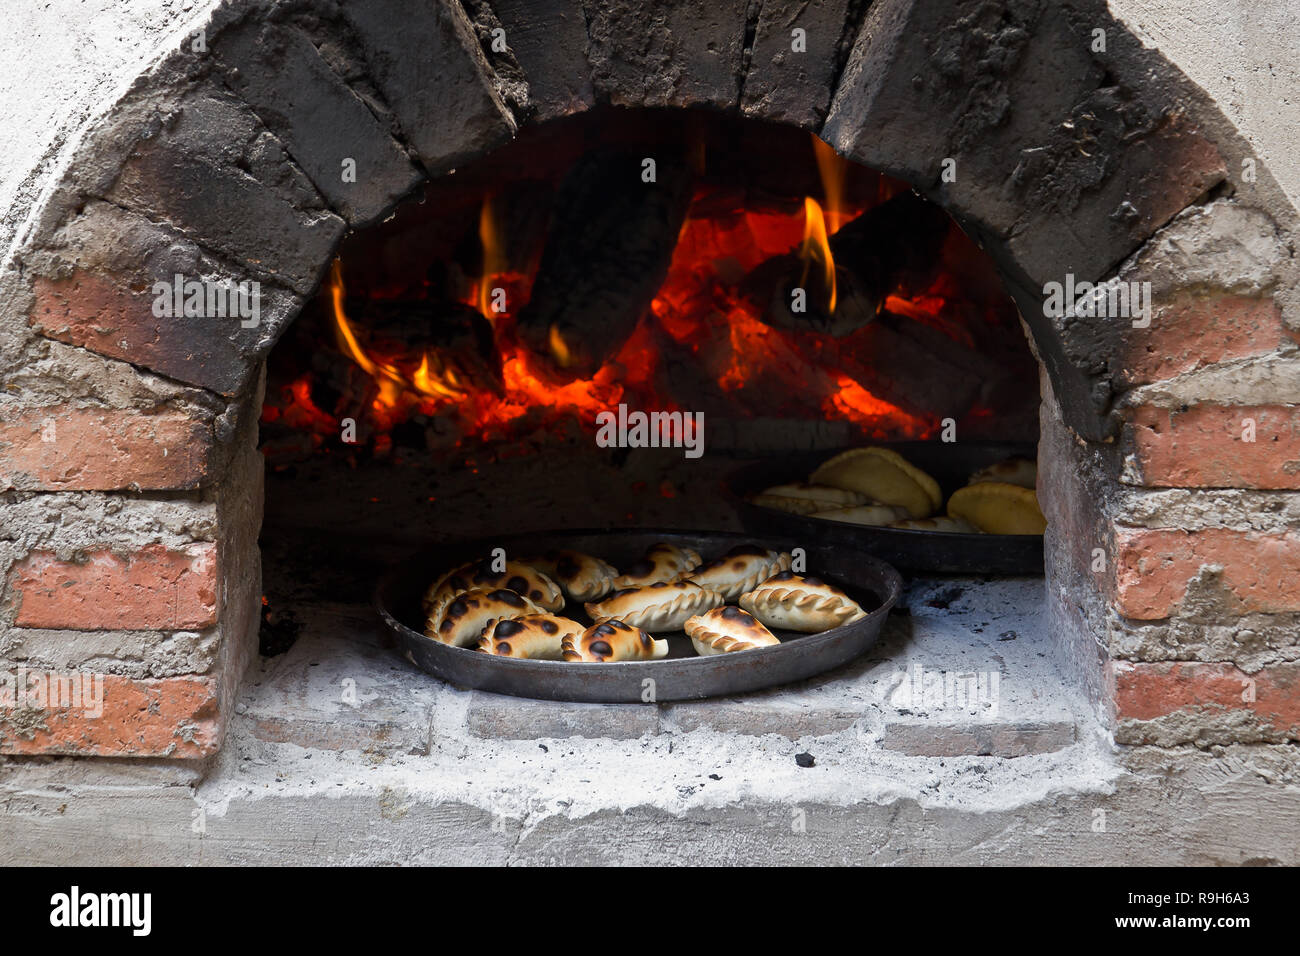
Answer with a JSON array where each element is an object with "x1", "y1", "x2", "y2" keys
[{"x1": 255, "y1": 106, "x2": 1042, "y2": 652}]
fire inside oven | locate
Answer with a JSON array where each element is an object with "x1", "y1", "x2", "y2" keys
[
  {"x1": 261, "y1": 108, "x2": 1037, "y2": 459},
  {"x1": 256, "y1": 107, "x2": 1044, "y2": 687}
]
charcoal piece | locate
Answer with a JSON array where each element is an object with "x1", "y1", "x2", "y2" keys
[
  {"x1": 745, "y1": 190, "x2": 952, "y2": 337},
  {"x1": 517, "y1": 148, "x2": 695, "y2": 379}
]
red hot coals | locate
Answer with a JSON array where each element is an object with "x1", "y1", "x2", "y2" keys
[{"x1": 260, "y1": 131, "x2": 1035, "y2": 461}]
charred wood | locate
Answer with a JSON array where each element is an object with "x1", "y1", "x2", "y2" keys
[
  {"x1": 744, "y1": 190, "x2": 952, "y2": 337},
  {"x1": 518, "y1": 148, "x2": 695, "y2": 379}
]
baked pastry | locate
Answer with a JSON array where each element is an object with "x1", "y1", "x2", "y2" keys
[
  {"x1": 809, "y1": 447, "x2": 941, "y2": 518},
  {"x1": 477, "y1": 613, "x2": 585, "y2": 660},
  {"x1": 425, "y1": 588, "x2": 543, "y2": 647},
  {"x1": 811, "y1": 504, "x2": 910, "y2": 526},
  {"x1": 562, "y1": 620, "x2": 668, "y2": 662},
  {"x1": 684, "y1": 606, "x2": 780, "y2": 656},
  {"x1": 739, "y1": 571, "x2": 868, "y2": 632},
  {"x1": 889, "y1": 516, "x2": 979, "y2": 533},
  {"x1": 968, "y1": 457, "x2": 1037, "y2": 490},
  {"x1": 750, "y1": 482, "x2": 869, "y2": 516},
  {"x1": 424, "y1": 557, "x2": 563, "y2": 618},
  {"x1": 518, "y1": 550, "x2": 618, "y2": 603},
  {"x1": 677, "y1": 545, "x2": 791, "y2": 602},
  {"x1": 585, "y1": 580, "x2": 724, "y2": 632},
  {"x1": 946, "y1": 481, "x2": 1047, "y2": 535},
  {"x1": 611, "y1": 543, "x2": 702, "y2": 589}
]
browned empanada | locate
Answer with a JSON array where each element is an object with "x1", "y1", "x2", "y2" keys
[
  {"x1": 424, "y1": 588, "x2": 543, "y2": 647},
  {"x1": 562, "y1": 620, "x2": 668, "y2": 662},
  {"x1": 810, "y1": 504, "x2": 910, "y2": 526},
  {"x1": 477, "y1": 613, "x2": 585, "y2": 660},
  {"x1": 739, "y1": 571, "x2": 867, "y2": 633},
  {"x1": 518, "y1": 550, "x2": 618, "y2": 603},
  {"x1": 810, "y1": 447, "x2": 941, "y2": 518},
  {"x1": 424, "y1": 558, "x2": 563, "y2": 619},
  {"x1": 677, "y1": 545, "x2": 791, "y2": 602},
  {"x1": 889, "y1": 516, "x2": 979, "y2": 533},
  {"x1": 968, "y1": 457, "x2": 1037, "y2": 490},
  {"x1": 585, "y1": 580, "x2": 723, "y2": 632},
  {"x1": 684, "y1": 606, "x2": 780, "y2": 656},
  {"x1": 611, "y1": 542, "x2": 703, "y2": 589},
  {"x1": 750, "y1": 483, "x2": 870, "y2": 515}
]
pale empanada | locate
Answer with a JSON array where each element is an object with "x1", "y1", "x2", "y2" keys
[
  {"x1": 751, "y1": 482, "x2": 869, "y2": 516},
  {"x1": 889, "y1": 516, "x2": 979, "y2": 533},
  {"x1": 611, "y1": 543, "x2": 702, "y2": 589},
  {"x1": 947, "y1": 482, "x2": 1046, "y2": 535},
  {"x1": 425, "y1": 588, "x2": 543, "y2": 647},
  {"x1": 809, "y1": 447, "x2": 941, "y2": 518},
  {"x1": 518, "y1": 550, "x2": 618, "y2": 603},
  {"x1": 968, "y1": 457, "x2": 1037, "y2": 490},
  {"x1": 684, "y1": 606, "x2": 780, "y2": 656},
  {"x1": 739, "y1": 571, "x2": 868, "y2": 633},
  {"x1": 562, "y1": 620, "x2": 668, "y2": 662},
  {"x1": 810, "y1": 504, "x2": 910, "y2": 526},
  {"x1": 585, "y1": 580, "x2": 723, "y2": 632},
  {"x1": 424, "y1": 557, "x2": 563, "y2": 618},
  {"x1": 478, "y1": 613, "x2": 585, "y2": 660},
  {"x1": 677, "y1": 545, "x2": 791, "y2": 602}
]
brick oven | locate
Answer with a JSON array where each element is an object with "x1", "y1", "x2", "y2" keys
[{"x1": 0, "y1": 0, "x2": 1297, "y2": 864}]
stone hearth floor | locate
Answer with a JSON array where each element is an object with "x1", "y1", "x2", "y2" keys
[
  {"x1": 242, "y1": 576, "x2": 1095, "y2": 757},
  {"x1": 6, "y1": 576, "x2": 1298, "y2": 864}
]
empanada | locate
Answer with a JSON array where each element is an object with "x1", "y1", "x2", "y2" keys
[
  {"x1": 739, "y1": 571, "x2": 868, "y2": 633},
  {"x1": 425, "y1": 588, "x2": 544, "y2": 647},
  {"x1": 518, "y1": 550, "x2": 618, "y2": 603},
  {"x1": 585, "y1": 580, "x2": 724, "y2": 632},
  {"x1": 685, "y1": 606, "x2": 780, "y2": 656},
  {"x1": 947, "y1": 482, "x2": 1046, "y2": 535},
  {"x1": 810, "y1": 504, "x2": 910, "y2": 526},
  {"x1": 751, "y1": 482, "x2": 869, "y2": 515},
  {"x1": 968, "y1": 457, "x2": 1037, "y2": 490},
  {"x1": 889, "y1": 516, "x2": 979, "y2": 533},
  {"x1": 611, "y1": 543, "x2": 702, "y2": 589},
  {"x1": 809, "y1": 447, "x2": 941, "y2": 518},
  {"x1": 477, "y1": 613, "x2": 585, "y2": 660},
  {"x1": 562, "y1": 620, "x2": 668, "y2": 662},
  {"x1": 677, "y1": 545, "x2": 791, "y2": 602},
  {"x1": 424, "y1": 558, "x2": 564, "y2": 619}
]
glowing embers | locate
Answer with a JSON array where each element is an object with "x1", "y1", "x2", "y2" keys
[
  {"x1": 329, "y1": 260, "x2": 470, "y2": 407},
  {"x1": 262, "y1": 127, "x2": 1028, "y2": 458}
]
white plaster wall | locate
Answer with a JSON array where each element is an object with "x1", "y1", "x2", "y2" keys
[
  {"x1": 0, "y1": 0, "x2": 223, "y2": 263},
  {"x1": 0, "y1": 0, "x2": 1296, "y2": 265},
  {"x1": 1110, "y1": 0, "x2": 1300, "y2": 211}
]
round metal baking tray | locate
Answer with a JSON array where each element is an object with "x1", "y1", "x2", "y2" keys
[
  {"x1": 374, "y1": 528, "x2": 902, "y2": 703},
  {"x1": 730, "y1": 440, "x2": 1044, "y2": 574}
]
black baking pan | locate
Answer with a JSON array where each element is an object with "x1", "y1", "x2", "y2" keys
[
  {"x1": 730, "y1": 440, "x2": 1043, "y2": 574},
  {"x1": 375, "y1": 528, "x2": 902, "y2": 703}
]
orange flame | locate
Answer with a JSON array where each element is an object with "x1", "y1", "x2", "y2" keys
[
  {"x1": 476, "y1": 195, "x2": 505, "y2": 319},
  {"x1": 299, "y1": 168, "x2": 966, "y2": 452},
  {"x1": 548, "y1": 323, "x2": 574, "y2": 367},
  {"x1": 812, "y1": 136, "x2": 849, "y2": 233},
  {"x1": 797, "y1": 196, "x2": 837, "y2": 314},
  {"x1": 328, "y1": 260, "x2": 468, "y2": 406}
]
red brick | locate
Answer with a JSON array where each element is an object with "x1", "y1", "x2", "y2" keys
[
  {"x1": 1125, "y1": 404, "x2": 1300, "y2": 489},
  {"x1": 30, "y1": 270, "x2": 255, "y2": 396},
  {"x1": 0, "y1": 673, "x2": 222, "y2": 757},
  {"x1": 1121, "y1": 294, "x2": 1296, "y2": 386},
  {"x1": 1114, "y1": 528, "x2": 1300, "y2": 619},
  {"x1": 10, "y1": 543, "x2": 218, "y2": 630},
  {"x1": 1114, "y1": 661, "x2": 1300, "y2": 739},
  {"x1": 0, "y1": 405, "x2": 212, "y2": 491}
]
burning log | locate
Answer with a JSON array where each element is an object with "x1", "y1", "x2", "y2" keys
[
  {"x1": 743, "y1": 190, "x2": 952, "y2": 337},
  {"x1": 517, "y1": 148, "x2": 695, "y2": 379}
]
